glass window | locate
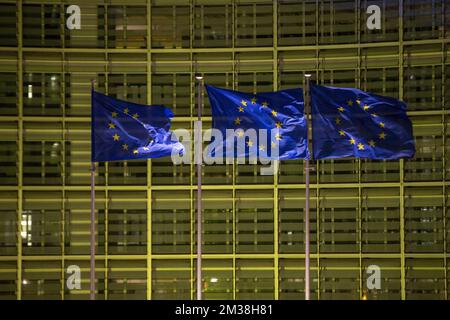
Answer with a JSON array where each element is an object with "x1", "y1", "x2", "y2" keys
[
  {"x1": 152, "y1": 4, "x2": 190, "y2": 48},
  {"x1": 236, "y1": 3, "x2": 273, "y2": 47},
  {"x1": 0, "y1": 192, "x2": 17, "y2": 256},
  {"x1": 23, "y1": 4, "x2": 62, "y2": 47},
  {"x1": 152, "y1": 191, "x2": 191, "y2": 254},
  {"x1": 236, "y1": 259, "x2": 274, "y2": 299},
  {"x1": 193, "y1": 3, "x2": 232, "y2": 48},
  {"x1": 319, "y1": 259, "x2": 359, "y2": 300},
  {"x1": 0, "y1": 72, "x2": 17, "y2": 115},
  {"x1": 362, "y1": 188, "x2": 400, "y2": 253},
  {"x1": 152, "y1": 259, "x2": 191, "y2": 299},
  {"x1": 107, "y1": 6, "x2": 147, "y2": 49},
  {"x1": 236, "y1": 190, "x2": 274, "y2": 253}
]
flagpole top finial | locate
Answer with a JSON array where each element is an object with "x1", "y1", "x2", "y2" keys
[
  {"x1": 195, "y1": 75, "x2": 203, "y2": 80},
  {"x1": 304, "y1": 74, "x2": 312, "y2": 78}
]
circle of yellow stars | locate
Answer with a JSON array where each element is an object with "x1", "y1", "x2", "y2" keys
[
  {"x1": 334, "y1": 97, "x2": 387, "y2": 151},
  {"x1": 234, "y1": 97, "x2": 283, "y2": 151},
  {"x1": 108, "y1": 107, "x2": 144, "y2": 156}
]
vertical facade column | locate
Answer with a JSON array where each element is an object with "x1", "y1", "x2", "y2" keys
[
  {"x1": 231, "y1": 0, "x2": 237, "y2": 299},
  {"x1": 272, "y1": 0, "x2": 279, "y2": 301},
  {"x1": 440, "y1": 0, "x2": 447, "y2": 299},
  {"x1": 60, "y1": 0, "x2": 66, "y2": 298},
  {"x1": 357, "y1": 45, "x2": 363, "y2": 295},
  {"x1": 315, "y1": 0, "x2": 321, "y2": 301},
  {"x1": 398, "y1": 0, "x2": 406, "y2": 301},
  {"x1": 16, "y1": 0, "x2": 23, "y2": 301},
  {"x1": 190, "y1": 0, "x2": 195, "y2": 300},
  {"x1": 146, "y1": 0, "x2": 153, "y2": 301},
  {"x1": 100, "y1": 5, "x2": 109, "y2": 299},
  {"x1": 356, "y1": 0, "x2": 364, "y2": 299},
  {"x1": 104, "y1": 5, "x2": 110, "y2": 297}
]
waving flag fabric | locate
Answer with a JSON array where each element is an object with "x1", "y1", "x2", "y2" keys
[
  {"x1": 310, "y1": 84, "x2": 415, "y2": 160},
  {"x1": 91, "y1": 90, "x2": 184, "y2": 162},
  {"x1": 205, "y1": 85, "x2": 309, "y2": 160}
]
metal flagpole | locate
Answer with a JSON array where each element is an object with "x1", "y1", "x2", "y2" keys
[
  {"x1": 195, "y1": 75, "x2": 203, "y2": 300},
  {"x1": 304, "y1": 74, "x2": 312, "y2": 300},
  {"x1": 90, "y1": 80, "x2": 96, "y2": 300}
]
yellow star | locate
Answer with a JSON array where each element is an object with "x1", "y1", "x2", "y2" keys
[
  {"x1": 259, "y1": 145, "x2": 265, "y2": 151},
  {"x1": 271, "y1": 110, "x2": 277, "y2": 117},
  {"x1": 133, "y1": 113, "x2": 139, "y2": 119},
  {"x1": 338, "y1": 107, "x2": 344, "y2": 112},
  {"x1": 113, "y1": 133, "x2": 120, "y2": 141},
  {"x1": 133, "y1": 149, "x2": 139, "y2": 155},
  {"x1": 275, "y1": 133, "x2": 282, "y2": 141},
  {"x1": 347, "y1": 100, "x2": 353, "y2": 106},
  {"x1": 379, "y1": 132, "x2": 386, "y2": 140},
  {"x1": 271, "y1": 141, "x2": 277, "y2": 148},
  {"x1": 111, "y1": 111, "x2": 118, "y2": 118},
  {"x1": 363, "y1": 104, "x2": 370, "y2": 111},
  {"x1": 238, "y1": 106, "x2": 244, "y2": 112},
  {"x1": 236, "y1": 130, "x2": 244, "y2": 138},
  {"x1": 357, "y1": 143, "x2": 365, "y2": 150},
  {"x1": 339, "y1": 130, "x2": 345, "y2": 136},
  {"x1": 356, "y1": 99, "x2": 361, "y2": 105},
  {"x1": 108, "y1": 122, "x2": 116, "y2": 129},
  {"x1": 246, "y1": 140, "x2": 254, "y2": 147},
  {"x1": 371, "y1": 113, "x2": 378, "y2": 117},
  {"x1": 349, "y1": 138, "x2": 356, "y2": 145},
  {"x1": 262, "y1": 101, "x2": 269, "y2": 107},
  {"x1": 234, "y1": 117, "x2": 241, "y2": 125},
  {"x1": 275, "y1": 122, "x2": 282, "y2": 129},
  {"x1": 379, "y1": 122, "x2": 385, "y2": 128},
  {"x1": 122, "y1": 144, "x2": 128, "y2": 151},
  {"x1": 368, "y1": 140, "x2": 376, "y2": 147},
  {"x1": 335, "y1": 117, "x2": 341, "y2": 125},
  {"x1": 124, "y1": 108, "x2": 129, "y2": 114},
  {"x1": 251, "y1": 97, "x2": 257, "y2": 104},
  {"x1": 241, "y1": 100, "x2": 247, "y2": 107}
]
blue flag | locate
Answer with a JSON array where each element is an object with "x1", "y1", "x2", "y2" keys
[
  {"x1": 91, "y1": 90, "x2": 184, "y2": 162},
  {"x1": 311, "y1": 84, "x2": 415, "y2": 160},
  {"x1": 205, "y1": 85, "x2": 309, "y2": 160}
]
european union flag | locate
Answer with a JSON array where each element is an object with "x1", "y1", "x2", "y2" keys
[
  {"x1": 91, "y1": 90, "x2": 184, "y2": 162},
  {"x1": 311, "y1": 84, "x2": 415, "y2": 160},
  {"x1": 205, "y1": 85, "x2": 309, "y2": 160}
]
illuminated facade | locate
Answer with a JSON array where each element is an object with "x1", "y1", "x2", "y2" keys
[{"x1": 0, "y1": 0, "x2": 448, "y2": 299}]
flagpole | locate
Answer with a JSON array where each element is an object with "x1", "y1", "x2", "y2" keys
[
  {"x1": 195, "y1": 75, "x2": 203, "y2": 300},
  {"x1": 90, "y1": 79, "x2": 96, "y2": 300},
  {"x1": 304, "y1": 74, "x2": 312, "y2": 300}
]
